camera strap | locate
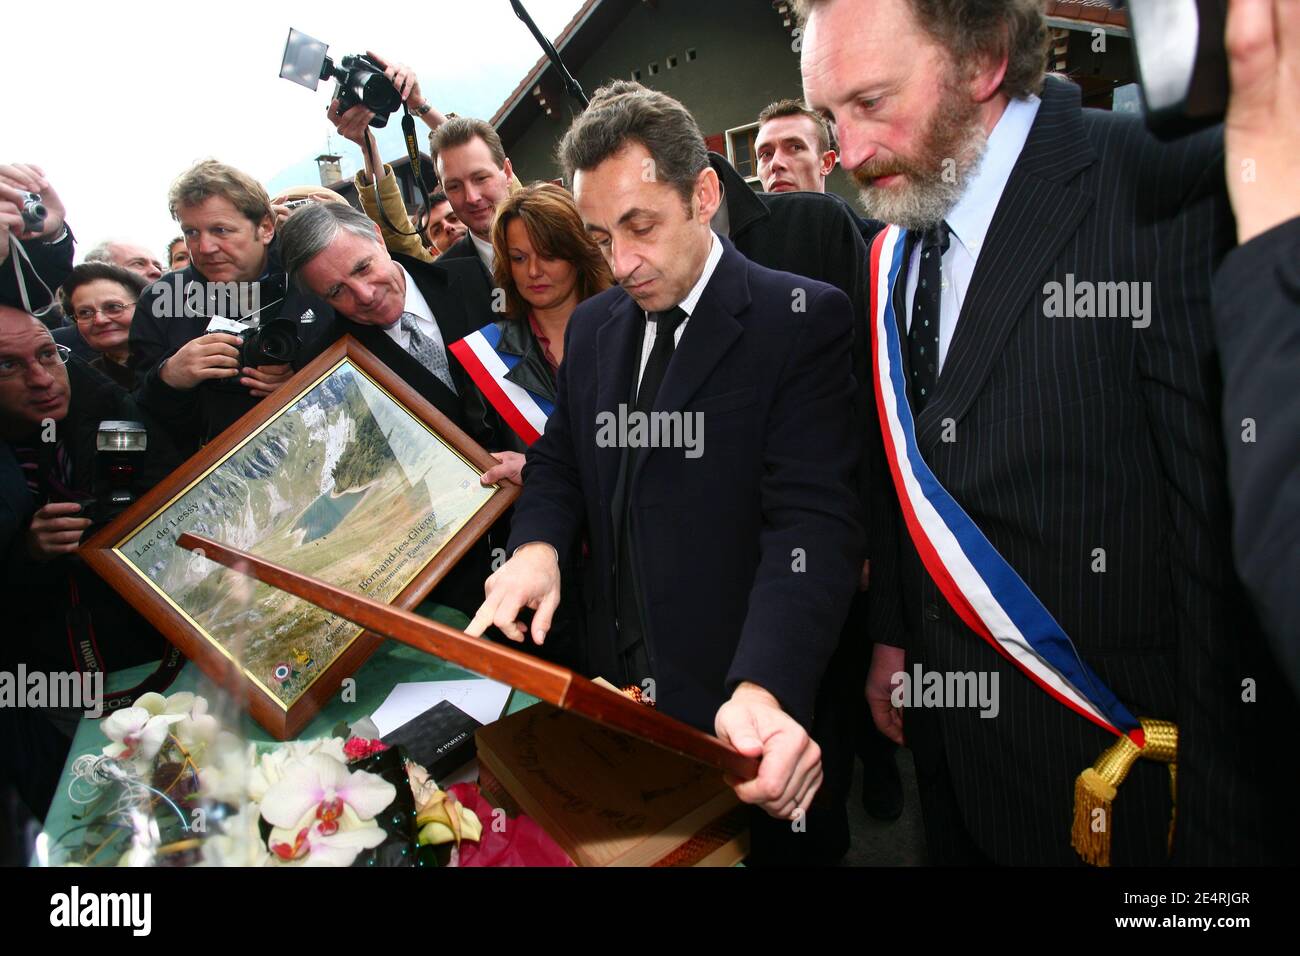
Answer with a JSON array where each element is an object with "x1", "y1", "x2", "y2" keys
[
  {"x1": 7, "y1": 234, "x2": 59, "y2": 319},
  {"x1": 64, "y1": 574, "x2": 185, "y2": 716},
  {"x1": 369, "y1": 105, "x2": 435, "y2": 250}
]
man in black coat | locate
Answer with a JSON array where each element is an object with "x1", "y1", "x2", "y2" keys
[
  {"x1": 801, "y1": 0, "x2": 1300, "y2": 865},
  {"x1": 282, "y1": 202, "x2": 500, "y2": 618},
  {"x1": 128, "y1": 161, "x2": 334, "y2": 457},
  {"x1": 0, "y1": 304, "x2": 184, "y2": 817},
  {"x1": 466, "y1": 83, "x2": 863, "y2": 855}
]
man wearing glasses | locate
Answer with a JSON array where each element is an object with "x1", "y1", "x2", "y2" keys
[{"x1": 0, "y1": 302, "x2": 181, "y2": 821}]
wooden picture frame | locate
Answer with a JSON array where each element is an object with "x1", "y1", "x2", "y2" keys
[
  {"x1": 83, "y1": 336, "x2": 518, "y2": 739},
  {"x1": 176, "y1": 532, "x2": 761, "y2": 782}
]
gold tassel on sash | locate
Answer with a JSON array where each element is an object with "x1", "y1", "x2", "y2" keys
[{"x1": 1071, "y1": 718, "x2": 1177, "y2": 866}]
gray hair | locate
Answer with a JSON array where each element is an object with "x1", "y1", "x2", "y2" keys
[
  {"x1": 557, "y1": 81, "x2": 708, "y2": 207},
  {"x1": 83, "y1": 240, "x2": 123, "y2": 264},
  {"x1": 279, "y1": 202, "x2": 382, "y2": 283}
]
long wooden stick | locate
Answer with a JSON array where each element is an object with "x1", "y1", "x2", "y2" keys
[{"x1": 177, "y1": 532, "x2": 759, "y2": 780}]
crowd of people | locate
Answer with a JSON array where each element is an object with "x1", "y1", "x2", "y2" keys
[{"x1": 1, "y1": 0, "x2": 1297, "y2": 868}]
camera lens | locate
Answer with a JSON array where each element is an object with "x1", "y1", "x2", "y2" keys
[{"x1": 261, "y1": 330, "x2": 297, "y2": 364}]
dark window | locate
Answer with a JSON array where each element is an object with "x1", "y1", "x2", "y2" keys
[
  {"x1": 632, "y1": 69, "x2": 641, "y2": 81},
  {"x1": 648, "y1": 62, "x2": 660, "y2": 76},
  {"x1": 729, "y1": 126, "x2": 759, "y2": 179},
  {"x1": 686, "y1": 48, "x2": 697, "y2": 62},
  {"x1": 667, "y1": 55, "x2": 678, "y2": 69}
]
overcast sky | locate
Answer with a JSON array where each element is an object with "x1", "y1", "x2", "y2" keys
[{"x1": 0, "y1": 0, "x2": 586, "y2": 261}]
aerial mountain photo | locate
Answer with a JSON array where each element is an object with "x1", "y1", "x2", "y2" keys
[{"x1": 118, "y1": 361, "x2": 495, "y2": 706}]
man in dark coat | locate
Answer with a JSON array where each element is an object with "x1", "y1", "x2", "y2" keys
[
  {"x1": 129, "y1": 161, "x2": 334, "y2": 456},
  {"x1": 466, "y1": 83, "x2": 864, "y2": 864},
  {"x1": 800, "y1": 0, "x2": 1299, "y2": 865},
  {"x1": 0, "y1": 304, "x2": 184, "y2": 818}
]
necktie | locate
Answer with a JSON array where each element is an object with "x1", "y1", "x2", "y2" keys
[
  {"x1": 636, "y1": 306, "x2": 689, "y2": 414},
  {"x1": 908, "y1": 221, "x2": 949, "y2": 412},
  {"x1": 400, "y1": 313, "x2": 457, "y2": 394},
  {"x1": 614, "y1": 305, "x2": 689, "y2": 684}
]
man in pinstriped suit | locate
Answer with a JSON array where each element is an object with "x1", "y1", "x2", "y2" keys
[{"x1": 799, "y1": 0, "x2": 1298, "y2": 864}]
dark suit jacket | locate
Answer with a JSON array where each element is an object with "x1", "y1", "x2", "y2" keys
[
  {"x1": 711, "y1": 153, "x2": 900, "y2": 672},
  {"x1": 505, "y1": 236, "x2": 864, "y2": 732},
  {"x1": 300, "y1": 253, "x2": 499, "y2": 615},
  {"x1": 1213, "y1": 215, "x2": 1300, "y2": 696},
  {"x1": 438, "y1": 234, "x2": 493, "y2": 289},
  {"x1": 886, "y1": 75, "x2": 1297, "y2": 865}
]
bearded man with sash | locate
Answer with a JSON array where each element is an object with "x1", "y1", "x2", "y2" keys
[{"x1": 799, "y1": 0, "x2": 1299, "y2": 865}]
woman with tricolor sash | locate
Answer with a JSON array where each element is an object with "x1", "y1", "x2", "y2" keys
[
  {"x1": 448, "y1": 182, "x2": 612, "y2": 671},
  {"x1": 449, "y1": 183, "x2": 612, "y2": 467}
]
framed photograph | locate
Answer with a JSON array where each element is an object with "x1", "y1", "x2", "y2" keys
[{"x1": 83, "y1": 336, "x2": 518, "y2": 739}]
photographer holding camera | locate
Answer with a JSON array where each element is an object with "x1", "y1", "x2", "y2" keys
[
  {"x1": 324, "y1": 52, "x2": 452, "y2": 262},
  {"x1": 324, "y1": 52, "x2": 519, "y2": 278},
  {"x1": 0, "y1": 163, "x2": 74, "y2": 323},
  {"x1": 0, "y1": 301, "x2": 186, "y2": 817},
  {"x1": 129, "y1": 160, "x2": 334, "y2": 454}
]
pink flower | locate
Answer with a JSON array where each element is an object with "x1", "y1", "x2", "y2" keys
[{"x1": 343, "y1": 737, "x2": 389, "y2": 762}]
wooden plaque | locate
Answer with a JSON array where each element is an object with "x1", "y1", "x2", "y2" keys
[{"x1": 173, "y1": 531, "x2": 761, "y2": 781}]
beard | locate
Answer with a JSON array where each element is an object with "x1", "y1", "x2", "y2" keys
[{"x1": 851, "y1": 68, "x2": 989, "y2": 232}]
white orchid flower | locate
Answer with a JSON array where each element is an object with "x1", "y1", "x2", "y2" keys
[
  {"x1": 133, "y1": 691, "x2": 196, "y2": 718},
  {"x1": 101, "y1": 706, "x2": 186, "y2": 765},
  {"x1": 248, "y1": 738, "x2": 347, "y2": 804},
  {"x1": 260, "y1": 753, "x2": 396, "y2": 832},
  {"x1": 266, "y1": 803, "x2": 388, "y2": 867}
]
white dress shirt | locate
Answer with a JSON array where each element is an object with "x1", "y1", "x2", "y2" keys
[
  {"x1": 636, "y1": 230, "x2": 724, "y2": 387},
  {"x1": 383, "y1": 265, "x2": 449, "y2": 357},
  {"x1": 470, "y1": 231, "x2": 496, "y2": 273},
  {"x1": 903, "y1": 94, "x2": 1041, "y2": 374}
]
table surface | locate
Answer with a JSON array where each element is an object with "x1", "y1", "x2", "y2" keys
[{"x1": 39, "y1": 602, "x2": 538, "y2": 862}]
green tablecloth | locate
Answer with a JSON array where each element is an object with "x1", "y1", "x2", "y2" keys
[{"x1": 39, "y1": 602, "x2": 537, "y2": 860}]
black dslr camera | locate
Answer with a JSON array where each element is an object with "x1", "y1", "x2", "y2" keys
[
  {"x1": 238, "y1": 319, "x2": 301, "y2": 367},
  {"x1": 279, "y1": 28, "x2": 402, "y2": 128},
  {"x1": 206, "y1": 315, "x2": 301, "y2": 368}
]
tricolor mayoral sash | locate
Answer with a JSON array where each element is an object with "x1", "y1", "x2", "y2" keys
[
  {"x1": 868, "y1": 225, "x2": 1177, "y2": 865},
  {"x1": 449, "y1": 323, "x2": 555, "y2": 446}
]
